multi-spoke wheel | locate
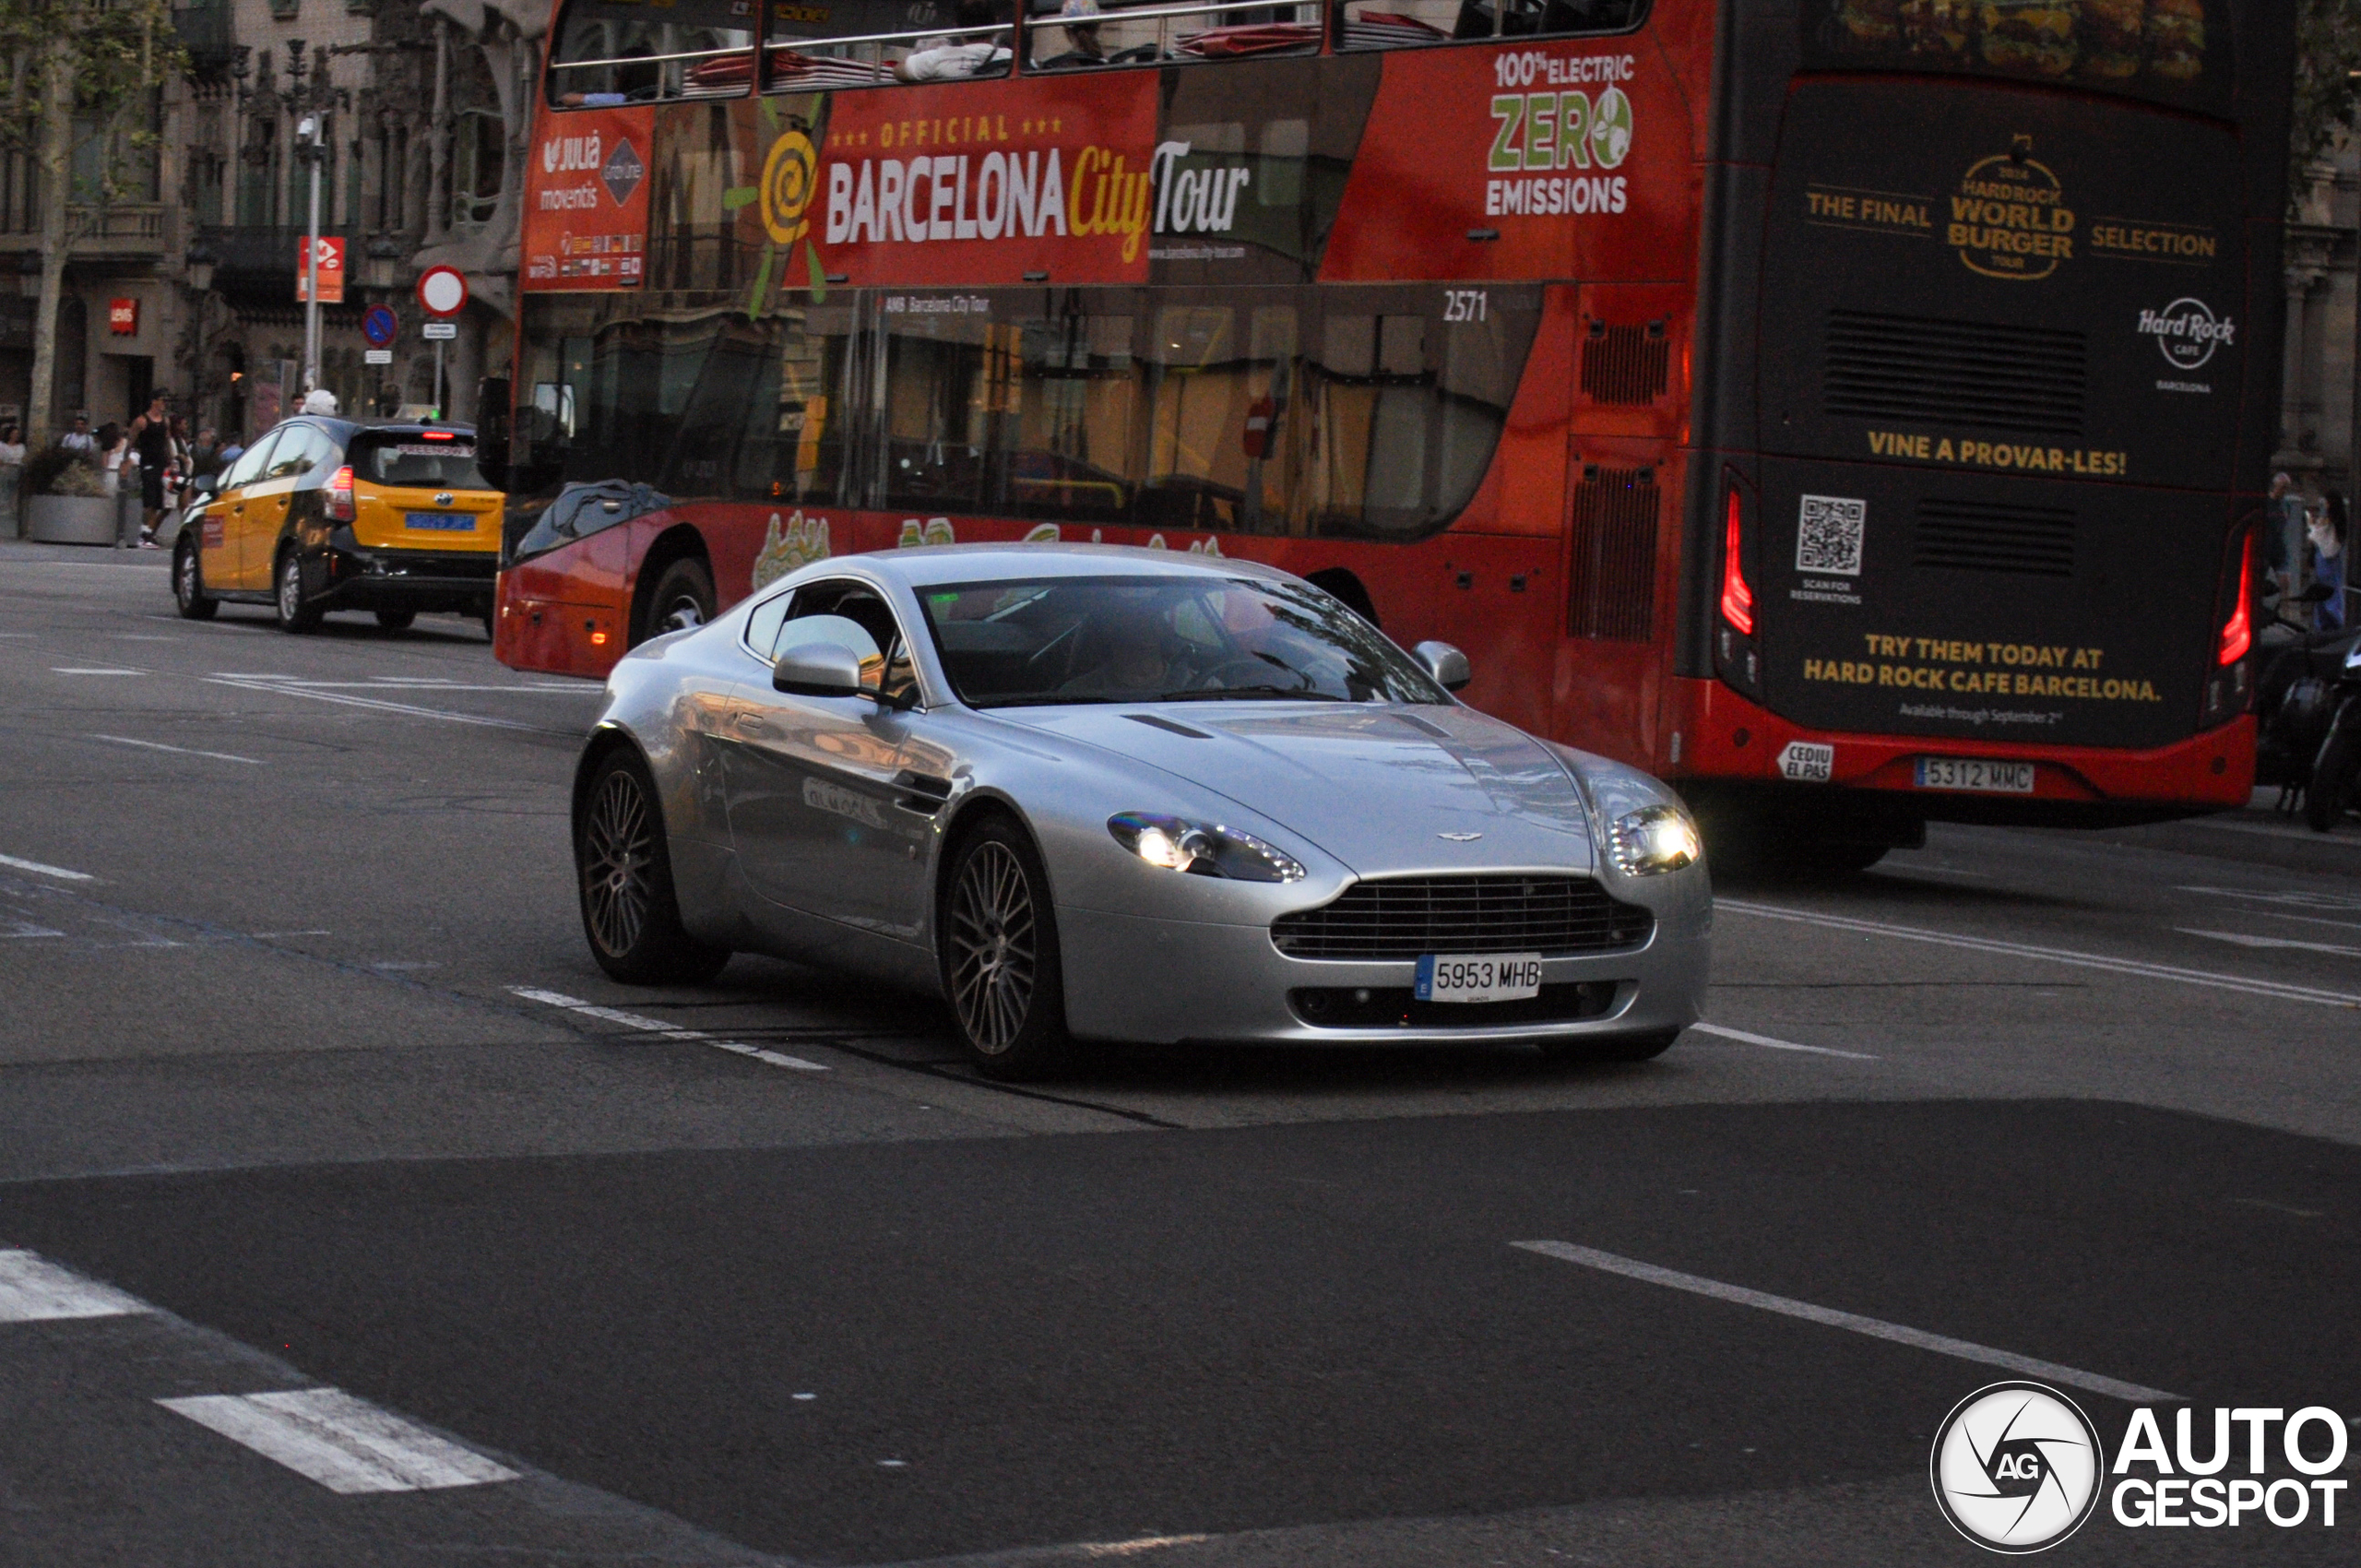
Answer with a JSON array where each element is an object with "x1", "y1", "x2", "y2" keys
[
  {"x1": 172, "y1": 537, "x2": 217, "y2": 620},
  {"x1": 273, "y1": 549, "x2": 321, "y2": 632},
  {"x1": 941, "y1": 816, "x2": 1067, "y2": 1079},
  {"x1": 575, "y1": 748, "x2": 730, "y2": 984}
]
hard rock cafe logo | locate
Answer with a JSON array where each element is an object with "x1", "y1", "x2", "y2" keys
[{"x1": 1948, "y1": 137, "x2": 2074, "y2": 281}]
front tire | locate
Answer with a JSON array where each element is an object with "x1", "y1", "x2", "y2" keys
[
  {"x1": 940, "y1": 816, "x2": 1069, "y2": 1080},
  {"x1": 374, "y1": 608, "x2": 416, "y2": 633},
  {"x1": 274, "y1": 549, "x2": 321, "y2": 633},
  {"x1": 575, "y1": 749, "x2": 731, "y2": 984},
  {"x1": 2307, "y1": 715, "x2": 2361, "y2": 833},
  {"x1": 173, "y1": 538, "x2": 217, "y2": 620}
]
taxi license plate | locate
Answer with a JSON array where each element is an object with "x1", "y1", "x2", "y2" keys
[
  {"x1": 1914, "y1": 757, "x2": 2035, "y2": 793},
  {"x1": 405, "y1": 511, "x2": 475, "y2": 532},
  {"x1": 1415, "y1": 953, "x2": 1543, "y2": 1004}
]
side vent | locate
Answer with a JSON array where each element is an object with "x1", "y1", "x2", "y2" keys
[
  {"x1": 1567, "y1": 465, "x2": 1658, "y2": 641},
  {"x1": 1824, "y1": 310, "x2": 2085, "y2": 436},
  {"x1": 1580, "y1": 319, "x2": 1670, "y2": 405},
  {"x1": 1913, "y1": 497, "x2": 2077, "y2": 578}
]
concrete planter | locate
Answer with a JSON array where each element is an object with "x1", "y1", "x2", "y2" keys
[{"x1": 25, "y1": 494, "x2": 120, "y2": 545}]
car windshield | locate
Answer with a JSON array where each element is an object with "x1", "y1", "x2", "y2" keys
[
  {"x1": 917, "y1": 574, "x2": 1447, "y2": 708},
  {"x1": 349, "y1": 433, "x2": 490, "y2": 490}
]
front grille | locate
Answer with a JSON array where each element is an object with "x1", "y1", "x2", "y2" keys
[
  {"x1": 1824, "y1": 310, "x2": 2085, "y2": 436},
  {"x1": 1913, "y1": 497, "x2": 2077, "y2": 577},
  {"x1": 1287, "y1": 980, "x2": 1622, "y2": 1028},
  {"x1": 1566, "y1": 467, "x2": 1657, "y2": 642},
  {"x1": 1271, "y1": 875, "x2": 1654, "y2": 960}
]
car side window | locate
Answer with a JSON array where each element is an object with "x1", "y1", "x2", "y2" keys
[
  {"x1": 222, "y1": 434, "x2": 279, "y2": 492},
  {"x1": 742, "y1": 585, "x2": 796, "y2": 661},
  {"x1": 776, "y1": 580, "x2": 920, "y2": 706},
  {"x1": 267, "y1": 425, "x2": 332, "y2": 482}
]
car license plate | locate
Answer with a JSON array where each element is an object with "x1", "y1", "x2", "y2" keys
[
  {"x1": 1914, "y1": 757, "x2": 2035, "y2": 793},
  {"x1": 1415, "y1": 953, "x2": 1543, "y2": 1004},
  {"x1": 405, "y1": 511, "x2": 475, "y2": 532}
]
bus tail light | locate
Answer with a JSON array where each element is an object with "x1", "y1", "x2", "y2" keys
[
  {"x1": 1714, "y1": 478, "x2": 1762, "y2": 698},
  {"x1": 2201, "y1": 524, "x2": 2253, "y2": 726},
  {"x1": 1718, "y1": 489, "x2": 1753, "y2": 636},
  {"x1": 326, "y1": 465, "x2": 355, "y2": 522}
]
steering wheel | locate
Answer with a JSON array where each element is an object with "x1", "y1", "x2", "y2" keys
[{"x1": 1195, "y1": 656, "x2": 1302, "y2": 692}]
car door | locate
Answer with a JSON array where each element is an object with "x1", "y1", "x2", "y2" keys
[
  {"x1": 721, "y1": 579, "x2": 931, "y2": 939},
  {"x1": 232, "y1": 424, "x2": 326, "y2": 588},
  {"x1": 208, "y1": 433, "x2": 279, "y2": 589}
]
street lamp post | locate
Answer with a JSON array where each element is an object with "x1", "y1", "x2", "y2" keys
[{"x1": 298, "y1": 113, "x2": 324, "y2": 394}]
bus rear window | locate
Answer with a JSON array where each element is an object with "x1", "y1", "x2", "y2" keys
[{"x1": 351, "y1": 434, "x2": 491, "y2": 491}]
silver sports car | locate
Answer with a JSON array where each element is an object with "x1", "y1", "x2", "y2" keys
[{"x1": 571, "y1": 545, "x2": 1710, "y2": 1077}]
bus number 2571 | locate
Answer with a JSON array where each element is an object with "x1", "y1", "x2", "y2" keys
[{"x1": 1443, "y1": 290, "x2": 1489, "y2": 323}]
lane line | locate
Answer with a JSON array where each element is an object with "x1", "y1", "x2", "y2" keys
[
  {"x1": 0, "y1": 1250, "x2": 153, "y2": 1323},
  {"x1": 159, "y1": 1388, "x2": 518, "y2": 1493},
  {"x1": 2178, "y1": 928, "x2": 2361, "y2": 959},
  {"x1": 1718, "y1": 899, "x2": 2361, "y2": 1010},
  {"x1": 2178, "y1": 885, "x2": 2361, "y2": 914},
  {"x1": 510, "y1": 987, "x2": 829, "y2": 1072},
  {"x1": 0, "y1": 852, "x2": 94, "y2": 883},
  {"x1": 2256, "y1": 910, "x2": 2361, "y2": 934},
  {"x1": 1690, "y1": 1022, "x2": 1878, "y2": 1060},
  {"x1": 50, "y1": 667, "x2": 141, "y2": 676},
  {"x1": 1512, "y1": 1241, "x2": 2179, "y2": 1405},
  {"x1": 89, "y1": 734, "x2": 265, "y2": 766},
  {"x1": 204, "y1": 677, "x2": 571, "y2": 735}
]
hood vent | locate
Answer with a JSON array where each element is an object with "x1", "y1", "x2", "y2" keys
[
  {"x1": 1824, "y1": 310, "x2": 2085, "y2": 436},
  {"x1": 1126, "y1": 713, "x2": 1214, "y2": 739},
  {"x1": 1913, "y1": 496, "x2": 2077, "y2": 578}
]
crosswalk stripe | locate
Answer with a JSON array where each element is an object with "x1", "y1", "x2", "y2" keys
[
  {"x1": 159, "y1": 1388, "x2": 519, "y2": 1493},
  {"x1": 0, "y1": 1250, "x2": 152, "y2": 1323}
]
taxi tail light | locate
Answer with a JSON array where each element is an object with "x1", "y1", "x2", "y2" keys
[
  {"x1": 326, "y1": 465, "x2": 355, "y2": 522},
  {"x1": 1719, "y1": 487, "x2": 1754, "y2": 636},
  {"x1": 419, "y1": 430, "x2": 454, "y2": 441}
]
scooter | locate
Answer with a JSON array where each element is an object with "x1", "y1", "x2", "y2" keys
[
  {"x1": 2305, "y1": 622, "x2": 2361, "y2": 833},
  {"x1": 2252, "y1": 583, "x2": 2355, "y2": 813}
]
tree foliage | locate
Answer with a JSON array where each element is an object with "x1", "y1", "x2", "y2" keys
[
  {"x1": 0, "y1": 0, "x2": 184, "y2": 202},
  {"x1": 2294, "y1": 0, "x2": 2361, "y2": 208}
]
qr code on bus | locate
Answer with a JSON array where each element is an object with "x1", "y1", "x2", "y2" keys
[{"x1": 1796, "y1": 494, "x2": 1866, "y2": 576}]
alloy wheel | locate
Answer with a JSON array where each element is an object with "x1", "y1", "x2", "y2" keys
[
  {"x1": 175, "y1": 548, "x2": 197, "y2": 609},
  {"x1": 278, "y1": 556, "x2": 302, "y2": 621},
  {"x1": 583, "y1": 768, "x2": 656, "y2": 957},
  {"x1": 948, "y1": 840, "x2": 1037, "y2": 1054}
]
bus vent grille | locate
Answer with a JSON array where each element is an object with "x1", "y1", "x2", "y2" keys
[
  {"x1": 1914, "y1": 497, "x2": 2077, "y2": 577},
  {"x1": 1824, "y1": 310, "x2": 2085, "y2": 436},
  {"x1": 1581, "y1": 322, "x2": 1670, "y2": 405},
  {"x1": 1567, "y1": 467, "x2": 1657, "y2": 641}
]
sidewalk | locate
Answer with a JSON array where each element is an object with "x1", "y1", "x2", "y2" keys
[
  {"x1": 0, "y1": 536, "x2": 172, "y2": 568},
  {"x1": 2081, "y1": 789, "x2": 2361, "y2": 880}
]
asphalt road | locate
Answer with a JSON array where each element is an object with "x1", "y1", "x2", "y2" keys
[{"x1": 3, "y1": 542, "x2": 2359, "y2": 1566}]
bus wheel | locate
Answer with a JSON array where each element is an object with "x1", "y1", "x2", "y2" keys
[{"x1": 640, "y1": 558, "x2": 714, "y2": 644}]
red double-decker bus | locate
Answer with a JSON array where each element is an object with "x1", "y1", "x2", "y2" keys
[{"x1": 495, "y1": 0, "x2": 2289, "y2": 861}]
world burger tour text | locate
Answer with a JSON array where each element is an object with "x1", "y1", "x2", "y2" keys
[{"x1": 2111, "y1": 1407, "x2": 2352, "y2": 1529}]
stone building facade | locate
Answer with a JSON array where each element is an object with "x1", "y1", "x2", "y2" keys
[{"x1": 2280, "y1": 129, "x2": 2359, "y2": 515}]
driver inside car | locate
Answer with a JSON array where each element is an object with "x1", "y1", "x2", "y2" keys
[{"x1": 1060, "y1": 603, "x2": 1196, "y2": 696}]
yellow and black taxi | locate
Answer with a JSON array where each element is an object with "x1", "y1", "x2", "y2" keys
[{"x1": 172, "y1": 418, "x2": 504, "y2": 634}]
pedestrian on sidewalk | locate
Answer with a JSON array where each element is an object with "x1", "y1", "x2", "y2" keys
[
  {"x1": 2312, "y1": 492, "x2": 2348, "y2": 632},
  {"x1": 129, "y1": 393, "x2": 172, "y2": 548},
  {"x1": 0, "y1": 422, "x2": 23, "y2": 539},
  {"x1": 58, "y1": 414, "x2": 95, "y2": 457}
]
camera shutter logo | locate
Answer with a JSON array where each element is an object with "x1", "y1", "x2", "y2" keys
[{"x1": 1930, "y1": 1383, "x2": 2104, "y2": 1552}]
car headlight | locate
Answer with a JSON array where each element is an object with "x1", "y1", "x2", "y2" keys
[
  {"x1": 1608, "y1": 803, "x2": 1701, "y2": 876},
  {"x1": 1108, "y1": 812, "x2": 1305, "y2": 884}
]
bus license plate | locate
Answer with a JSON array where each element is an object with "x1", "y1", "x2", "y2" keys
[
  {"x1": 406, "y1": 511, "x2": 475, "y2": 531},
  {"x1": 1416, "y1": 953, "x2": 1543, "y2": 1004},
  {"x1": 1915, "y1": 757, "x2": 2035, "y2": 794}
]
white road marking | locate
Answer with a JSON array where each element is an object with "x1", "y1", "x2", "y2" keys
[
  {"x1": 0, "y1": 1250, "x2": 152, "y2": 1323},
  {"x1": 1719, "y1": 899, "x2": 2361, "y2": 1010},
  {"x1": 51, "y1": 667, "x2": 141, "y2": 676},
  {"x1": 1, "y1": 922, "x2": 64, "y2": 939},
  {"x1": 159, "y1": 1387, "x2": 518, "y2": 1494},
  {"x1": 1690, "y1": 1022, "x2": 1878, "y2": 1060},
  {"x1": 1512, "y1": 1241, "x2": 2179, "y2": 1405},
  {"x1": 250, "y1": 930, "x2": 332, "y2": 938},
  {"x1": 262, "y1": 679, "x2": 597, "y2": 695},
  {"x1": 89, "y1": 734, "x2": 264, "y2": 766},
  {"x1": 2178, "y1": 929, "x2": 2361, "y2": 959},
  {"x1": 0, "y1": 852, "x2": 94, "y2": 883},
  {"x1": 510, "y1": 987, "x2": 829, "y2": 1072},
  {"x1": 205, "y1": 676, "x2": 564, "y2": 734},
  {"x1": 2178, "y1": 885, "x2": 2361, "y2": 914},
  {"x1": 2257, "y1": 909, "x2": 2361, "y2": 934}
]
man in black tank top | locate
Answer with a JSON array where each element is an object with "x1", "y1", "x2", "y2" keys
[{"x1": 131, "y1": 394, "x2": 172, "y2": 548}]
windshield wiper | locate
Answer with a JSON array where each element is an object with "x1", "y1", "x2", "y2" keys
[{"x1": 1154, "y1": 685, "x2": 1351, "y2": 702}]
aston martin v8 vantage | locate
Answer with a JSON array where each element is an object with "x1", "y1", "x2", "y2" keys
[{"x1": 570, "y1": 546, "x2": 1710, "y2": 1077}]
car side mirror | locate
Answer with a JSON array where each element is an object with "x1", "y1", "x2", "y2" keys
[
  {"x1": 1412, "y1": 639, "x2": 1472, "y2": 693},
  {"x1": 774, "y1": 642, "x2": 867, "y2": 698}
]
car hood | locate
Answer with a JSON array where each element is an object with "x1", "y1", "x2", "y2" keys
[{"x1": 994, "y1": 702, "x2": 1595, "y2": 874}]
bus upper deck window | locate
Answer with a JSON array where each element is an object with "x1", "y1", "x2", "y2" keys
[
  {"x1": 549, "y1": 0, "x2": 753, "y2": 106},
  {"x1": 1337, "y1": 0, "x2": 1634, "y2": 48}
]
